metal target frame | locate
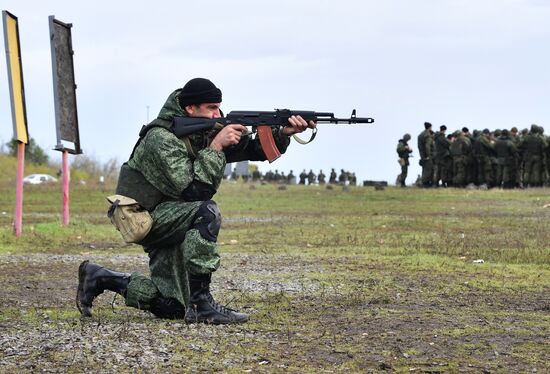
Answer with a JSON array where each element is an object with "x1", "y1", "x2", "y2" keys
[{"x1": 49, "y1": 15, "x2": 81, "y2": 154}]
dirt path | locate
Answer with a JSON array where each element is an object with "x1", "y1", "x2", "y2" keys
[{"x1": 1, "y1": 252, "x2": 549, "y2": 372}]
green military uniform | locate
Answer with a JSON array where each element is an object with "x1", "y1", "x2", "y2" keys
[
  {"x1": 118, "y1": 89, "x2": 290, "y2": 311},
  {"x1": 474, "y1": 130, "x2": 495, "y2": 187},
  {"x1": 510, "y1": 127, "x2": 522, "y2": 187},
  {"x1": 463, "y1": 132, "x2": 475, "y2": 185},
  {"x1": 450, "y1": 132, "x2": 470, "y2": 187},
  {"x1": 396, "y1": 134, "x2": 412, "y2": 187},
  {"x1": 433, "y1": 130, "x2": 452, "y2": 187},
  {"x1": 417, "y1": 124, "x2": 434, "y2": 187},
  {"x1": 76, "y1": 78, "x2": 295, "y2": 324},
  {"x1": 519, "y1": 125, "x2": 545, "y2": 187},
  {"x1": 494, "y1": 130, "x2": 518, "y2": 188}
]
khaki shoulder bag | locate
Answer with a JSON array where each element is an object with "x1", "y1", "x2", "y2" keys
[{"x1": 106, "y1": 195, "x2": 153, "y2": 243}]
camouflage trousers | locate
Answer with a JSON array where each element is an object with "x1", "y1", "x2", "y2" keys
[
  {"x1": 420, "y1": 159, "x2": 433, "y2": 186},
  {"x1": 452, "y1": 156, "x2": 467, "y2": 186},
  {"x1": 477, "y1": 156, "x2": 494, "y2": 186},
  {"x1": 434, "y1": 157, "x2": 452, "y2": 186},
  {"x1": 397, "y1": 158, "x2": 408, "y2": 186},
  {"x1": 524, "y1": 156, "x2": 543, "y2": 186},
  {"x1": 496, "y1": 160, "x2": 518, "y2": 188},
  {"x1": 124, "y1": 200, "x2": 220, "y2": 310}
]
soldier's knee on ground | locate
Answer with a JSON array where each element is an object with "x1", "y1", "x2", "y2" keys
[
  {"x1": 149, "y1": 296, "x2": 186, "y2": 319},
  {"x1": 193, "y1": 200, "x2": 221, "y2": 242}
]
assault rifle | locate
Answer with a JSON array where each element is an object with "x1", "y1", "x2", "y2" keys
[{"x1": 172, "y1": 109, "x2": 374, "y2": 162}]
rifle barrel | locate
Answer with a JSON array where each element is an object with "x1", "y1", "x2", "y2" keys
[{"x1": 317, "y1": 117, "x2": 374, "y2": 124}]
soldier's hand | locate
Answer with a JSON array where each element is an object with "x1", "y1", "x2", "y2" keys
[
  {"x1": 281, "y1": 115, "x2": 316, "y2": 136},
  {"x1": 210, "y1": 124, "x2": 247, "y2": 151}
]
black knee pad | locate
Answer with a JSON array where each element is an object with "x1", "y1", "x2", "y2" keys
[
  {"x1": 149, "y1": 297, "x2": 185, "y2": 319},
  {"x1": 193, "y1": 200, "x2": 221, "y2": 242}
]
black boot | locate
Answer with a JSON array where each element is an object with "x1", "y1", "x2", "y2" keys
[
  {"x1": 76, "y1": 260, "x2": 130, "y2": 317},
  {"x1": 149, "y1": 297, "x2": 186, "y2": 319},
  {"x1": 184, "y1": 274, "x2": 249, "y2": 324}
]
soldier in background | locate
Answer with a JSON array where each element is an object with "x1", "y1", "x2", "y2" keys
[
  {"x1": 433, "y1": 126, "x2": 451, "y2": 187},
  {"x1": 470, "y1": 130, "x2": 481, "y2": 184},
  {"x1": 396, "y1": 133, "x2": 413, "y2": 187},
  {"x1": 446, "y1": 133, "x2": 455, "y2": 185},
  {"x1": 329, "y1": 168, "x2": 337, "y2": 184},
  {"x1": 518, "y1": 128, "x2": 529, "y2": 187},
  {"x1": 287, "y1": 170, "x2": 296, "y2": 184},
  {"x1": 251, "y1": 168, "x2": 261, "y2": 182},
  {"x1": 273, "y1": 170, "x2": 281, "y2": 183},
  {"x1": 338, "y1": 169, "x2": 349, "y2": 185},
  {"x1": 318, "y1": 170, "x2": 326, "y2": 185},
  {"x1": 462, "y1": 127, "x2": 475, "y2": 186},
  {"x1": 475, "y1": 129, "x2": 496, "y2": 188},
  {"x1": 264, "y1": 170, "x2": 273, "y2": 182},
  {"x1": 495, "y1": 129, "x2": 518, "y2": 188},
  {"x1": 510, "y1": 127, "x2": 522, "y2": 187},
  {"x1": 538, "y1": 126, "x2": 549, "y2": 185},
  {"x1": 418, "y1": 122, "x2": 434, "y2": 187},
  {"x1": 450, "y1": 130, "x2": 470, "y2": 187},
  {"x1": 349, "y1": 172, "x2": 357, "y2": 186},
  {"x1": 519, "y1": 124, "x2": 545, "y2": 187},
  {"x1": 307, "y1": 169, "x2": 316, "y2": 185},
  {"x1": 299, "y1": 169, "x2": 307, "y2": 185}
]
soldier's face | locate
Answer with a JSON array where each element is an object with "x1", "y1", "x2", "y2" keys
[{"x1": 186, "y1": 103, "x2": 222, "y2": 119}]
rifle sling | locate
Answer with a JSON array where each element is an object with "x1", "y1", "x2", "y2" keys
[
  {"x1": 182, "y1": 137, "x2": 197, "y2": 159},
  {"x1": 292, "y1": 127, "x2": 318, "y2": 145}
]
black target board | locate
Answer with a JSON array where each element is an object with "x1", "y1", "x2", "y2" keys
[{"x1": 49, "y1": 16, "x2": 81, "y2": 154}]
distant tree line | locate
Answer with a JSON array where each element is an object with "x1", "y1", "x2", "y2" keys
[
  {"x1": 1, "y1": 138, "x2": 120, "y2": 183},
  {"x1": 6, "y1": 138, "x2": 49, "y2": 165}
]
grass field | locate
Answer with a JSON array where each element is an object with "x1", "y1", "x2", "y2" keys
[{"x1": 0, "y1": 180, "x2": 549, "y2": 372}]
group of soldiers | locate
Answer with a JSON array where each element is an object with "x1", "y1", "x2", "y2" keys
[
  {"x1": 234, "y1": 168, "x2": 358, "y2": 185},
  {"x1": 297, "y1": 169, "x2": 357, "y2": 185},
  {"x1": 397, "y1": 122, "x2": 549, "y2": 189}
]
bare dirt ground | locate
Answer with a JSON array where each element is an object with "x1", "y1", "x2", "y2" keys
[{"x1": 1, "y1": 249, "x2": 549, "y2": 373}]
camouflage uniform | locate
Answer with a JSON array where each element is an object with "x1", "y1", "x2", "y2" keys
[
  {"x1": 417, "y1": 126, "x2": 434, "y2": 187},
  {"x1": 433, "y1": 131, "x2": 452, "y2": 187},
  {"x1": 396, "y1": 134, "x2": 412, "y2": 186},
  {"x1": 494, "y1": 130, "x2": 518, "y2": 188},
  {"x1": 519, "y1": 125, "x2": 545, "y2": 187},
  {"x1": 510, "y1": 127, "x2": 522, "y2": 187},
  {"x1": 307, "y1": 170, "x2": 316, "y2": 185},
  {"x1": 299, "y1": 170, "x2": 307, "y2": 184},
  {"x1": 329, "y1": 169, "x2": 337, "y2": 184},
  {"x1": 463, "y1": 131, "x2": 475, "y2": 185},
  {"x1": 118, "y1": 90, "x2": 290, "y2": 311},
  {"x1": 474, "y1": 131, "x2": 496, "y2": 187},
  {"x1": 450, "y1": 132, "x2": 470, "y2": 187},
  {"x1": 318, "y1": 170, "x2": 326, "y2": 185}
]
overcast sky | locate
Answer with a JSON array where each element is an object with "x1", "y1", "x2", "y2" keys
[{"x1": 1, "y1": 0, "x2": 549, "y2": 184}]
